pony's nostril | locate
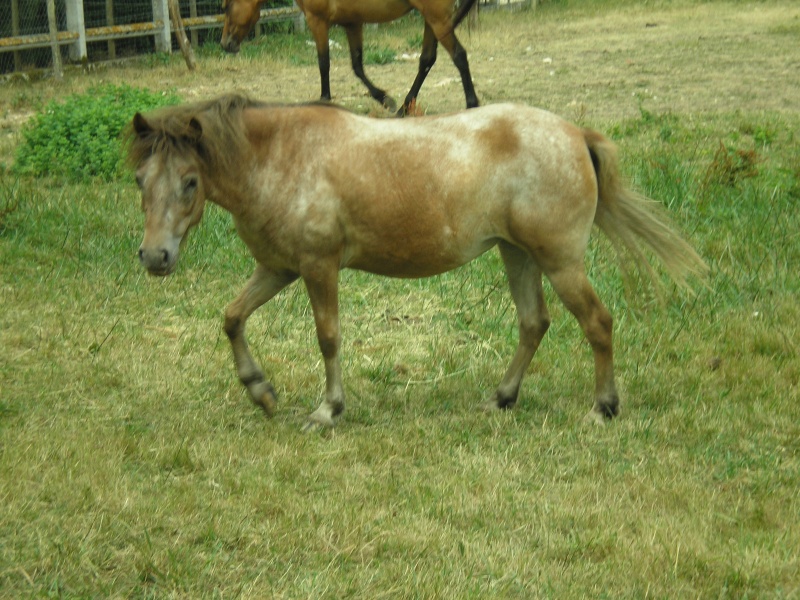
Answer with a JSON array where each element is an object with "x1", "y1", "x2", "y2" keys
[
  {"x1": 138, "y1": 248, "x2": 145, "y2": 263},
  {"x1": 161, "y1": 249, "x2": 169, "y2": 266}
]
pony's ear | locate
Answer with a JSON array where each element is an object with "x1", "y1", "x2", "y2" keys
[
  {"x1": 132, "y1": 112, "x2": 152, "y2": 137},
  {"x1": 186, "y1": 117, "x2": 204, "y2": 144}
]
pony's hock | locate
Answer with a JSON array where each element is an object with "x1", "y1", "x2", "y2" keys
[
  {"x1": 221, "y1": 0, "x2": 479, "y2": 114},
  {"x1": 128, "y1": 95, "x2": 707, "y2": 430}
]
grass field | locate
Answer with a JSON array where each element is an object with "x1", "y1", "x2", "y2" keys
[{"x1": 1, "y1": 1, "x2": 799, "y2": 597}]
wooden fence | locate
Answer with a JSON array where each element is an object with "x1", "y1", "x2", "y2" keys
[{"x1": 0, "y1": 0, "x2": 302, "y2": 75}]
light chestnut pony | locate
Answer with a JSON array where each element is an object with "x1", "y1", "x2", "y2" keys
[
  {"x1": 220, "y1": 0, "x2": 479, "y2": 114},
  {"x1": 128, "y1": 95, "x2": 706, "y2": 430}
]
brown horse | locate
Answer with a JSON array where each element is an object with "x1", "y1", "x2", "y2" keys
[
  {"x1": 220, "y1": 0, "x2": 479, "y2": 114},
  {"x1": 128, "y1": 95, "x2": 706, "y2": 430}
]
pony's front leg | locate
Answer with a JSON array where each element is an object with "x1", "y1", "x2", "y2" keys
[
  {"x1": 224, "y1": 266, "x2": 298, "y2": 416},
  {"x1": 302, "y1": 265, "x2": 345, "y2": 429}
]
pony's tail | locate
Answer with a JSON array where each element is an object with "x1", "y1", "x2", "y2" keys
[
  {"x1": 584, "y1": 129, "x2": 708, "y2": 292},
  {"x1": 452, "y1": 0, "x2": 480, "y2": 29}
]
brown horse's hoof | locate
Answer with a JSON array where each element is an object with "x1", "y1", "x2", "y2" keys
[{"x1": 382, "y1": 96, "x2": 397, "y2": 113}]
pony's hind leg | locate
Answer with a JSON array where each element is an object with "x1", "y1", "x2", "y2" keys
[
  {"x1": 545, "y1": 264, "x2": 619, "y2": 422},
  {"x1": 301, "y1": 261, "x2": 345, "y2": 430},
  {"x1": 224, "y1": 266, "x2": 298, "y2": 416},
  {"x1": 485, "y1": 242, "x2": 551, "y2": 411},
  {"x1": 344, "y1": 25, "x2": 396, "y2": 111}
]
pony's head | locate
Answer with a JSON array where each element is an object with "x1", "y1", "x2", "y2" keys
[
  {"x1": 220, "y1": 0, "x2": 261, "y2": 53},
  {"x1": 129, "y1": 112, "x2": 208, "y2": 276}
]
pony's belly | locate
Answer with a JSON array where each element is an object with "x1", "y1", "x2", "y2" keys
[{"x1": 345, "y1": 236, "x2": 496, "y2": 278}]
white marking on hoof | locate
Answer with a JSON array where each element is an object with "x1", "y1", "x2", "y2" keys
[
  {"x1": 303, "y1": 404, "x2": 338, "y2": 432},
  {"x1": 583, "y1": 409, "x2": 608, "y2": 426}
]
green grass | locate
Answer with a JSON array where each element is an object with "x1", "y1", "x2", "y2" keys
[
  {"x1": 1, "y1": 106, "x2": 798, "y2": 598},
  {"x1": 2, "y1": 4, "x2": 800, "y2": 598}
]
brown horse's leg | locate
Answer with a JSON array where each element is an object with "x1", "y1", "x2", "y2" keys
[
  {"x1": 302, "y1": 264, "x2": 345, "y2": 429},
  {"x1": 485, "y1": 242, "x2": 550, "y2": 410},
  {"x1": 546, "y1": 265, "x2": 619, "y2": 422},
  {"x1": 306, "y1": 15, "x2": 333, "y2": 101},
  {"x1": 343, "y1": 25, "x2": 396, "y2": 111},
  {"x1": 438, "y1": 30, "x2": 478, "y2": 109},
  {"x1": 401, "y1": 18, "x2": 478, "y2": 113},
  {"x1": 224, "y1": 266, "x2": 299, "y2": 416},
  {"x1": 400, "y1": 23, "x2": 438, "y2": 115}
]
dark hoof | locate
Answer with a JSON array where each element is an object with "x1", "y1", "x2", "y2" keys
[
  {"x1": 244, "y1": 376, "x2": 277, "y2": 417},
  {"x1": 482, "y1": 389, "x2": 518, "y2": 411},
  {"x1": 382, "y1": 96, "x2": 397, "y2": 113},
  {"x1": 586, "y1": 395, "x2": 619, "y2": 424}
]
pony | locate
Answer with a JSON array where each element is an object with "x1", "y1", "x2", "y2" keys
[
  {"x1": 220, "y1": 0, "x2": 479, "y2": 114},
  {"x1": 127, "y1": 95, "x2": 706, "y2": 429}
]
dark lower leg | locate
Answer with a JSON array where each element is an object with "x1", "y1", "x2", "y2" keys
[
  {"x1": 401, "y1": 26, "x2": 437, "y2": 115},
  {"x1": 345, "y1": 26, "x2": 395, "y2": 110},
  {"x1": 317, "y1": 49, "x2": 331, "y2": 101},
  {"x1": 449, "y1": 36, "x2": 478, "y2": 108}
]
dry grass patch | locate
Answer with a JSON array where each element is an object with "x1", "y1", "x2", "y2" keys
[{"x1": 2, "y1": 1, "x2": 800, "y2": 597}]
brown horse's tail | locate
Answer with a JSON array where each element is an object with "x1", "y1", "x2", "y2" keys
[
  {"x1": 584, "y1": 129, "x2": 708, "y2": 292},
  {"x1": 452, "y1": 0, "x2": 480, "y2": 28}
]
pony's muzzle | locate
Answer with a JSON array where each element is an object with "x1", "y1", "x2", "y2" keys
[{"x1": 139, "y1": 245, "x2": 175, "y2": 276}]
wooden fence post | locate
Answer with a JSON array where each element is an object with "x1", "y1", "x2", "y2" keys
[
  {"x1": 168, "y1": 0, "x2": 196, "y2": 70},
  {"x1": 189, "y1": 0, "x2": 199, "y2": 48},
  {"x1": 46, "y1": 0, "x2": 63, "y2": 79},
  {"x1": 152, "y1": 0, "x2": 172, "y2": 53},
  {"x1": 105, "y1": 0, "x2": 116, "y2": 59},
  {"x1": 11, "y1": 0, "x2": 22, "y2": 71},
  {"x1": 66, "y1": 0, "x2": 87, "y2": 62}
]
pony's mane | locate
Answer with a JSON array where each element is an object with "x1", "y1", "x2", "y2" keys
[
  {"x1": 125, "y1": 94, "x2": 351, "y2": 176},
  {"x1": 125, "y1": 94, "x2": 266, "y2": 175}
]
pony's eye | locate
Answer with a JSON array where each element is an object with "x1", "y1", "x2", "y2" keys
[{"x1": 183, "y1": 176, "x2": 198, "y2": 196}]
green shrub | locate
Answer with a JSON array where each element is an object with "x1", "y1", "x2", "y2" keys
[{"x1": 13, "y1": 84, "x2": 180, "y2": 183}]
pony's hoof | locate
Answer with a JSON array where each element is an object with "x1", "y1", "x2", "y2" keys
[
  {"x1": 584, "y1": 401, "x2": 618, "y2": 425},
  {"x1": 302, "y1": 419, "x2": 327, "y2": 434},
  {"x1": 302, "y1": 416, "x2": 335, "y2": 434},
  {"x1": 583, "y1": 410, "x2": 608, "y2": 426},
  {"x1": 482, "y1": 390, "x2": 517, "y2": 412},
  {"x1": 302, "y1": 405, "x2": 339, "y2": 432},
  {"x1": 481, "y1": 400, "x2": 501, "y2": 413}
]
